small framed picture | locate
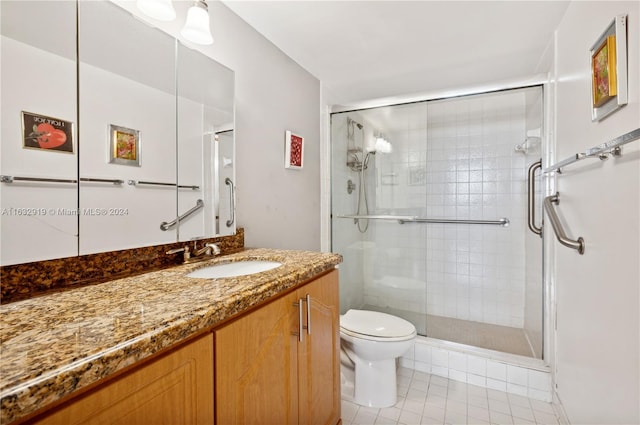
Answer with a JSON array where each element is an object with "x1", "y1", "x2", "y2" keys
[
  {"x1": 590, "y1": 15, "x2": 628, "y2": 122},
  {"x1": 591, "y1": 35, "x2": 617, "y2": 107},
  {"x1": 22, "y1": 111, "x2": 74, "y2": 153},
  {"x1": 284, "y1": 130, "x2": 303, "y2": 169},
  {"x1": 109, "y1": 124, "x2": 140, "y2": 166}
]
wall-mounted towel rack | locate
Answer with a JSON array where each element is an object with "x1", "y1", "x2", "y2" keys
[
  {"x1": 335, "y1": 214, "x2": 509, "y2": 227},
  {"x1": 160, "y1": 199, "x2": 204, "y2": 231},
  {"x1": 544, "y1": 192, "x2": 585, "y2": 254},
  {"x1": 80, "y1": 177, "x2": 124, "y2": 185},
  {"x1": 1, "y1": 175, "x2": 77, "y2": 184},
  {"x1": 127, "y1": 180, "x2": 200, "y2": 190},
  {"x1": 544, "y1": 127, "x2": 640, "y2": 173}
]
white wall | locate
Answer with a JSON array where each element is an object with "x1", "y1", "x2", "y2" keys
[
  {"x1": 115, "y1": 0, "x2": 322, "y2": 251},
  {"x1": 78, "y1": 64, "x2": 177, "y2": 254},
  {"x1": 550, "y1": 2, "x2": 639, "y2": 423},
  {"x1": 0, "y1": 36, "x2": 78, "y2": 265}
]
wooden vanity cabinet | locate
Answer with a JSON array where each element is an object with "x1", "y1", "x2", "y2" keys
[
  {"x1": 215, "y1": 269, "x2": 340, "y2": 425},
  {"x1": 32, "y1": 334, "x2": 214, "y2": 425},
  {"x1": 23, "y1": 270, "x2": 339, "y2": 425}
]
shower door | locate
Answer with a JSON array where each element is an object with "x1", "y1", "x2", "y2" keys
[{"x1": 331, "y1": 86, "x2": 544, "y2": 359}]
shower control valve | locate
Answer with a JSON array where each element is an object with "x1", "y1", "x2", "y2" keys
[{"x1": 347, "y1": 179, "x2": 356, "y2": 194}]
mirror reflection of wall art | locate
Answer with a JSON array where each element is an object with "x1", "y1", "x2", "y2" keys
[
  {"x1": 109, "y1": 124, "x2": 140, "y2": 166},
  {"x1": 590, "y1": 14, "x2": 628, "y2": 121},
  {"x1": 22, "y1": 111, "x2": 74, "y2": 153},
  {"x1": 284, "y1": 130, "x2": 304, "y2": 169}
]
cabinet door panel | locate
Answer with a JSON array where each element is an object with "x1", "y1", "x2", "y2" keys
[
  {"x1": 34, "y1": 334, "x2": 214, "y2": 425},
  {"x1": 298, "y1": 270, "x2": 340, "y2": 425},
  {"x1": 215, "y1": 292, "x2": 299, "y2": 425}
]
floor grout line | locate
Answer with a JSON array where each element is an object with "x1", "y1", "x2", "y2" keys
[{"x1": 342, "y1": 368, "x2": 559, "y2": 425}]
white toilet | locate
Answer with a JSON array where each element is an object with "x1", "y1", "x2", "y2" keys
[{"x1": 340, "y1": 309, "x2": 417, "y2": 408}]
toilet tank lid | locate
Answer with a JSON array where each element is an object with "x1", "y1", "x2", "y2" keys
[{"x1": 340, "y1": 309, "x2": 416, "y2": 338}]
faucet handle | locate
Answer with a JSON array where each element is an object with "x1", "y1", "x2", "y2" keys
[
  {"x1": 205, "y1": 243, "x2": 221, "y2": 255},
  {"x1": 166, "y1": 245, "x2": 190, "y2": 260}
]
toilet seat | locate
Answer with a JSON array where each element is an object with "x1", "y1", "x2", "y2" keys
[{"x1": 340, "y1": 309, "x2": 417, "y2": 342}]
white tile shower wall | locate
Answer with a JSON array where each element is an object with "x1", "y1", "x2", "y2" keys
[
  {"x1": 401, "y1": 338, "x2": 552, "y2": 402},
  {"x1": 364, "y1": 92, "x2": 529, "y2": 329}
]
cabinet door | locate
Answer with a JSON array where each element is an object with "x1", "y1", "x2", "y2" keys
[
  {"x1": 34, "y1": 334, "x2": 214, "y2": 425},
  {"x1": 298, "y1": 270, "x2": 340, "y2": 425},
  {"x1": 215, "y1": 291, "x2": 299, "y2": 425}
]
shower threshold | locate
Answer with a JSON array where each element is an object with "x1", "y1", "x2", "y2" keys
[{"x1": 362, "y1": 304, "x2": 536, "y2": 358}]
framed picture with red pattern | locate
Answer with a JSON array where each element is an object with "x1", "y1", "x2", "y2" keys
[
  {"x1": 285, "y1": 130, "x2": 303, "y2": 169},
  {"x1": 22, "y1": 111, "x2": 74, "y2": 153}
]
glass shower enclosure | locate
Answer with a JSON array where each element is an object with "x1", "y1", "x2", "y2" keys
[{"x1": 331, "y1": 86, "x2": 544, "y2": 359}]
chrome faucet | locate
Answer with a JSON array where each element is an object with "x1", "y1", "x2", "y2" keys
[
  {"x1": 166, "y1": 242, "x2": 220, "y2": 263},
  {"x1": 192, "y1": 241, "x2": 221, "y2": 258}
]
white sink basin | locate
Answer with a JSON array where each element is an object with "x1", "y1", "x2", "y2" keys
[{"x1": 186, "y1": 260, "x2": 282, "y2": 278}]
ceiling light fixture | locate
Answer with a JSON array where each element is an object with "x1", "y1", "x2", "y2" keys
[
  {"x1": 136, "y1": 0, "x2": 176, "y2": 22},
  {"x1": 181, "y1": 0, "x2": 214, "y2": 45},
  {"x1": 136, "y1": 0, "x2": 213, "y2": 45}
]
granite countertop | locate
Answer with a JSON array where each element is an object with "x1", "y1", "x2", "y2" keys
[{"x1": 0, "y1": 248, "x2": 342, "y2": 424}]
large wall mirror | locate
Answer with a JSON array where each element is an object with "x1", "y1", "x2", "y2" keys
[{"x1": 0, "y1": 0, "x2": 235, "y2": 266}]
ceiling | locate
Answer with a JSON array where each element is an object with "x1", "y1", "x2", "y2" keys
[{"x1": 222, "y1": 1, "x2": 570, "y2": 108}]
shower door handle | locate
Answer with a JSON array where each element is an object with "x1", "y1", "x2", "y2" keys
[
  {"x1": 225, "y1": 177, "x2": 235, "y2": 227},
  {"x1": 527, "y1": 160, "x2": 542, "y2": 236}
]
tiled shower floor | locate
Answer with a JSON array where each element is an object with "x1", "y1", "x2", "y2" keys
[
  {"x1": 362, "y1": 305, "x2": 535, "y2": 358},
  {"x1": 341, "y1": 368, "x2": 560, "y2": 425},
  {"x1": 425, "y1": 315, "x2": 534, "y2": 358}
]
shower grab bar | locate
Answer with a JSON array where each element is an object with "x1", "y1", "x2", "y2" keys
[
  {"x1": 527, "y1": 160, "x2": 542, "y2": 236},
  {"x1": 544, "y1": 192, "x2": 585, "y2": 254},
  {"x1": 1, "y1": 175, "x2": 77, "y2": 184},
  {"x1": 336, "y1": 214, "x2": 509, "y2": 226},
  {"x1": 160, "y1": 199, "x2": 204, "y2": 231},
  {"x1": 544, "y1": 127, "x2": 640, "y2": 173},
  {"x1": 225, "y1": 177, "x2": 235, "y2": 227},
  {"x1": 127, "y1": 180, "x2": 200, "y2": 190}
]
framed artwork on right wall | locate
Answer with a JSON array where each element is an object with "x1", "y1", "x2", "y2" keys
[{"x1": 590, "y1": 14, "x2": 628, "y2": 122}]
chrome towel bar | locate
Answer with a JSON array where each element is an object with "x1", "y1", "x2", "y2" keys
[
  {"x1": 544, "y1": 127, "x2": 640, "y2": 173},
  {"x1": 80, "y1": 178, "x2": 124, "y2": 185},
  {"x1": 128, "y1": 180, "x2": 200, "y2": 190},
  {"x1": 544, "y1": 192, "x2": 585, "y2": 254},
  {"x1": 1, "y1": 175, "x2": 77, "y2": 184},
  {"x1": 335, "y1": 215, "x2": 509, "y2": 227},
  {"x1": 160, "y1": 199, "x2": 204, "y2": 231}
]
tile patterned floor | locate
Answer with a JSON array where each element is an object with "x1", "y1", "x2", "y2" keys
[{"x1": 341, "y1": 368, "x2": 560, "y2": 425}]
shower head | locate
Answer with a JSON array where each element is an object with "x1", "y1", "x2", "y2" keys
[{"x1": 347, "y1": 117, "x2": 363, "y2": 130}]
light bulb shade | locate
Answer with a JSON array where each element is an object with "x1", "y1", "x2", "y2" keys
[
  {"x1": 136, "y1": 0, "x2": 176, "y2": 21},
  {"x1": 374, "y1": 137, "x2": 392, "y2": 153},
  {"x1": 181, "y1": 2, "x2": 213, "y2": 45}
]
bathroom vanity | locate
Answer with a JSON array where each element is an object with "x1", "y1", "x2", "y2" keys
[{"x1": 0, "y1": 249, "x2": 342, "y2": 425}]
